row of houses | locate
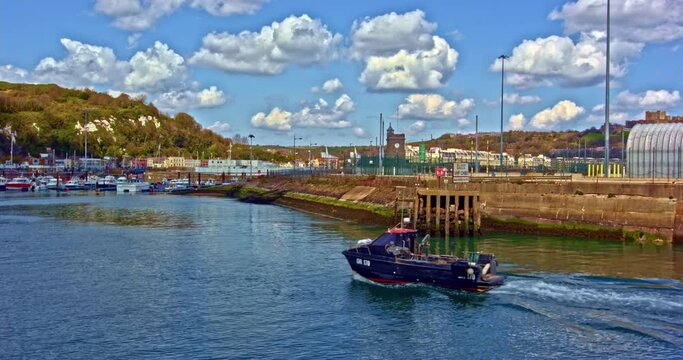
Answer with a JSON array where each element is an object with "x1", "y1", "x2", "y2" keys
[{"x1": 404, "y1": 145, "x2": 552, "y2": 168}]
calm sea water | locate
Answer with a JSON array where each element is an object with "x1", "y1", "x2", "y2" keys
[{"x1": 1, "y1": 192, "x2": 682, "y2": 359}]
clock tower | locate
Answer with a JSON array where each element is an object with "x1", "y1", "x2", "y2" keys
[{"x1": 385, "y1": 123, "x2": 405, "y2": 158}]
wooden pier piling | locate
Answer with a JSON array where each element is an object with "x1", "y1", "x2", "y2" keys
[{"x1": 411, "y1": 189, "x2": 480, "y2": 236}]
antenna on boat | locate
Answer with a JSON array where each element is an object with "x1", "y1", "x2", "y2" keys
[{"x1": 396, "y1": 185, "x2": 407, "y2": 229}]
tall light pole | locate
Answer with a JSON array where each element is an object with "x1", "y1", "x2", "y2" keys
[
  {"x1": 308, "y1": 142, "x2": 317, "y2": 170},
  {"x1": 293, "y1": 135, "x2": 302, "y2": 170},
  {"x1": 379, "y1": 113, "x2": 384, "y2": 175},
  {"x1": 350, "y1": 142, "x2": 354, "y2": 175},
  {"x1": 248, "y1": 134, "x2": 255, "y2": 177},
  {"x1": 83, "y1": 108, "x2": 92, "y2": 173},
  {"x1": 475, "y1": 115, "x2": 479, "y2": 173},
  {"x1": 498, "y1": 54, "x2": 509, "y2": 170},
  {"x1": 604, "y1": 0, "x2": 611, "y2": 177}
]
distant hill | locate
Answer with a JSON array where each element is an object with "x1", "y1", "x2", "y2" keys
[
  {"x1": 0, "y1": 81, "x2": 232, "y2": 160},
  {"x1": 410, "y1": 126, "x2": 627, "y2": 158}
]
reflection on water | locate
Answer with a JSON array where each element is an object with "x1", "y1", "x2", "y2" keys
[
  {"x1": 0, "y1": 203, "x2": 195, "y2": 229},
  {"x1": 338, "y1": 226, "x2": 683, "y2": 280},
  {"x1": 427, "y1": 233, "x2": 683, "y2": 280}
]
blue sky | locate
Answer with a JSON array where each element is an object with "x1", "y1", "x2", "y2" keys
[{"x1": 1, "y1": 0, "x2": 682, "y2": 145}]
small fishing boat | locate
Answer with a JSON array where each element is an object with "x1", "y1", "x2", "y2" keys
[
  {"x1": 342, "y1": 226, "x2": 504, "y2": 292},
  {"x1": 6, "y1": 177, "x2": 32, "y2": 191}
]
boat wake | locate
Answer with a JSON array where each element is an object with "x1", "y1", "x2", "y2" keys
[
  {"x1": 494, "y1": 277, "x2": 683, "y2": 313},
  {"x1": 490, "y1": 275, "x2": 683, "y2": 348}
]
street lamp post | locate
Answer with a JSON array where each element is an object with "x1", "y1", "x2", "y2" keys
[
  {"x1": 83, "y1": 108, "x2": 92, "y2": 173},
  {"x1": 308, "y1": 142, "x2": 317, "y2": 171},
  {"x1": 604, "y1": 0, "x2": 611, "y2": 177},
  {"x1": 498, "y1": 55, "x2": 509, "y2": 172},
  {"x1": 475, "y1": 115, "x2": 479, "y2": 173},
  {"x1": 350, "y1": 143, "x2": 355, "y2": 175},
  {"x1": 248, "y1": 134, "x2": 255, "y2": 177},
  {"x1": 293, "y1": 135, "x2": 302, "y2": 172}
]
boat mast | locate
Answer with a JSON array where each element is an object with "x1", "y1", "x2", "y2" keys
[
  {"x1": 10, "y1": 130, "x2": 14, "y2": 166},
  {"x1": 83, "y1": 108, "x2": 92, "y2": 174}
]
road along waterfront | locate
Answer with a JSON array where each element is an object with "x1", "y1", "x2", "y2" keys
[{"x1": 1, "y1": 192, "x2": 682, "y2": 358}]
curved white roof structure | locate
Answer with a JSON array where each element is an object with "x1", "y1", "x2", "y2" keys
[{"x1": 626, "y1": 123, "x2": 683, "y2": 178}]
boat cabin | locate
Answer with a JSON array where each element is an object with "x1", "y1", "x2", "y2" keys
[{"x1": 368, "y1": 228, "x2": 418, "y2": 256}]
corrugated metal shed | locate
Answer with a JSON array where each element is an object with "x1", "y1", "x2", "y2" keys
[{"x1": 626, "y1": 123, "x2": 683, "y2": 178}]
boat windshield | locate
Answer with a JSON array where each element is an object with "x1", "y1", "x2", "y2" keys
[{"x1": 371, "y1": 232, "x2": 416, "y2": 251}]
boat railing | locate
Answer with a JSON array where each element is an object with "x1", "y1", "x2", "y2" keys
[{"x1": 351, "y1": 245, "x2": 371, "y2": 255}]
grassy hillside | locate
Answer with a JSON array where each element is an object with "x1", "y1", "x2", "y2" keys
[
  {"x1": 411, "y1": 127, "x2": 627, "y2": 157},
  {"x1": 0, "y1": 81, "x2": 237, "y2": 160}
]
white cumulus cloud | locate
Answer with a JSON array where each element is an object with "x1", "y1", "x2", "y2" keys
[
  {"x1": 398, "y1": 93, "x2": 474, "y2": 120},
  {"x1": 549, "y1": 0, "x2": 683, "y2": 44},
  {"x1": 189, "y1": 0, "x2": 268, "y2": 16},
  {"x1": 359, "y1": 36, "x2": 458, "y2": 91},
  {"x1": 353, "y1": 127, "x2": 367, "y2": 137},
  {"x1": 207, "y1": 120, "x2": 232, "y2": 135},
  {"x1": 490, "y1": 33, "x2": 641, "y2": 88},
  {"x1": 33, "y1": 38, "x2": 130, "y2": 88},
  {"x1": 0, "y1": 38, "x2": 230, "y2": 117},
  {"x1": 311, "y1": 78, "x2": 343, "y2": 94},
  {"x1": 127, "y1": 33, "x2": 142, "y2": 48},
  {"x1": 251, "y1": 107, "x2": 292, "y2": 131},
  {"x1": 125, "y1": 41, "x2": 185, "y2": 91},
  {"x1": 586, "y1": 105, "x2": 630, "y2": 124},
  {"x1": 251, "y1": 94, "x2": 355, "y2": 131},
  {"x1": 94, "y1": 0, "x2": 268, "y2": 31},
  {"x1": 530, "y1": 100, "x2": 585, "y2": 129},
  {"x1": 0, "y1": 65, "x2": 31, "y2": 83},
  {"x1": 615, "y1": 89, "x2": 681, "y2": 109},
  {"x1": 509, "y1": 113, "x2": 527, "y2": 130},
  {"x1": 503, "y1": 92, "x2": 541, "y2": 105},
  {"x1": 95, "y1": 0, "x2": 184, "y2": 31},
  {"x1": 350, "y1": 10, "x2": 437, "y2": 59},
  {"x1": 405, "y1": 120, "x2": 426, "y2": 135},
  {"x1": 190, "y1": 14, "x2": 341, "y2": 75},
  {"x1": 154, "y1": 86, "x2": 227, "y2": 112}
]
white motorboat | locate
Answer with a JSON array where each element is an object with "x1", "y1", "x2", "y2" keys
[
  {"x1": 167, "y1": 178, "x2": 191, "y2": 192},
  {"x1": 116, "y1": 177, "x2": 151, "y2": 193},
  {"x1": 96, "y1": 175, "x2": 117, "y2": 191},
  {"x1": 46, "y1": 177, "x2": 65, "y2": 191},
  {"x1": 6, "y1": 177, "x2": 32, "y2": 191},
  {"x1": 64, "y1": 178, "x2": 85, "y2": 191},
  {"x1": 84, "y1": 176, "x2": 99, "y2": 190}
]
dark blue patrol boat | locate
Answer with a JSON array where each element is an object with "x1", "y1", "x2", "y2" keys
[{"x1": 342, "y1": 227, "x2": 504, "y2": 292}]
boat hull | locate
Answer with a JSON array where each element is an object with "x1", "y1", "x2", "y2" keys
[
  {"x1": 6, "y1": 184, "x2": 30, "y2": 191},
  {"x1": 342, "y1": 250, "x2": 503, "y2": 292},
  {"x1": 96, "y1": 184, "x2": 117, "y2": 191},
  {"x1": 116, "y1": 182, "x2": 151, "y2": 193}
]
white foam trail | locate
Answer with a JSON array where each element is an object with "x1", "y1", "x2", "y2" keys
[{"x1": 496, "y1": 279, "x2": 683, "y2": 312}]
